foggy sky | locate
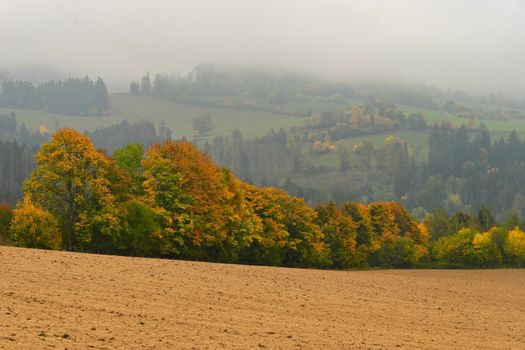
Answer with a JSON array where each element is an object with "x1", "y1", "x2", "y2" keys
[{"x1": 1, "y1": 0, "x2": 524, "y2": 96}]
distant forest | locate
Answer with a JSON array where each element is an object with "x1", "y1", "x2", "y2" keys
[
  {"x1": 207, "y1": 124, "x2": 525, "y2": 221},
  {"x1": 129, "y1": 65, "x2": 350, "y2": 117},
  {"x1": 131, "y1": 63, "x2": 525, "y2": 112},
  {"x1": 0, "y1": 76, "x2": 110, "y2": 115}
]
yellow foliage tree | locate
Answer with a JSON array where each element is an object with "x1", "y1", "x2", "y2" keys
[
  {"x1": 504, "y1": 227, "x2": 525, "y2": 265},
  {"x1": 362, "y1": 202, "x2": 429, "y2": 267},
  {"x1": 315, "y1": 202, "x2": 359, "y2": 268},
  {"x1": 242, "y1": 184, "x2": 329, "y2": 267},
  {"x1": 473, "y1": 229, "x2": 502, "y2": 265},
  {"x1": 23, "y1": 129, "x2": 122, "y2": 250},
  {"x1": 9, "y1": 196, "x2": 61, "y2": 250}
]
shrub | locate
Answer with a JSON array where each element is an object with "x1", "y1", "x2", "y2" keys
[
  {"x1": 504, "y1": 227, "x2": 525, "y2": 266},
  {"x1": 472, "y1": 229, "x2": 502, "y2": 266},
  {"x1": 432, "y1": 228, "x2": 477, "y2": 266},
  {"x1": 370, "y1": 235, "x2": 428, "y2": 268},
  {"x1": 9, "y1": 197, "x2": 61, "y2": 250}
]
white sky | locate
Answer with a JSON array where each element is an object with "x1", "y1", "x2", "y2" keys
[{"x1": 1, "y1": 0, "x2": 524, "y2": 96}]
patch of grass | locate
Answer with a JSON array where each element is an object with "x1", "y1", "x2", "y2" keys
[{"x1": 110, "y1": 94, "x2": 315, "y2": 139}]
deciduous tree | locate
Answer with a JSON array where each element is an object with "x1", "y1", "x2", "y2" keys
[{"x1": 23, "y1": 129, "x2": 122, "y2": 250}]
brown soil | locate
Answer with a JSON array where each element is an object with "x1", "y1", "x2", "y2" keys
[{"x1": 0, "y1": 246, "x2": 524, "y2": 349}]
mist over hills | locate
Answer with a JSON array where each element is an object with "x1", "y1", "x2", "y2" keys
[{"x1": 2, "y1": 0, "x2": 525, "y2": 97}]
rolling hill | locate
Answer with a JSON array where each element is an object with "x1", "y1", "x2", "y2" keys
[{"x1": 3, "y1": 93, "x2": 525, "y2": 167}]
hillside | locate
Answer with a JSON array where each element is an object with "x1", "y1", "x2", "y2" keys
[
  {"x1": 4, "y1": 93, "x2": 525, "y2": 141},
  {"x1": 1, "y1": 246, "x2": 524, "y2": 349},
  {"x1": 0, "y1": 93, "x2": 314, "y2": 139}
]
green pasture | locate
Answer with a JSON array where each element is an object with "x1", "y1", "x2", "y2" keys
[{"x1": 0, "y1": 93, "x2": 315, "y2": 139}]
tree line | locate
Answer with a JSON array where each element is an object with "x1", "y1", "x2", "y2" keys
[
  {"x1": 1, "y1": 129, "x2": 525, "y2": 268},
  {"x1": 0, "y1": 140, "x2": 35, "y2": 205},
  {"x1": 130, "y1": 64, "x2": 525, "y2": 117},
  {"x1": 402, "y1": 125, "x2": 525, "y2": 219},
  {"x1": 0, "y1": 112, "x2": 49, "y2": 146},
  {"x1": 129, "y1": 65, "x2": 352, "y2": 118},
  {"x1": 0, "y1": 76, "x2": 110, "y2": 115},
  {"x1": 131, "y1": 64, "x2": 353, "y2": 101}
]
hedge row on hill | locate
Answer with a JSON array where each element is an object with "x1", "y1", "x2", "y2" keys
[{"x1": 1, "y1": 129, "x2": 525, "y2": 268}]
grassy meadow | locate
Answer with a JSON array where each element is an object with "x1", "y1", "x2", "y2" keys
[{"x1": 0, "y1": 93, "x2": 316, "y2": 139}]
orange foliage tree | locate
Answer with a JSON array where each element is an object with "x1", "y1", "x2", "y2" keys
[
  {"x1": 366, "y1": 202, "x2": 429, "y2": 267},
  {"x1": 142, "y1": 140, "x2": 259, "y2": 261}
]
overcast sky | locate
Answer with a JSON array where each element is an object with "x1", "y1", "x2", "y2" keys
[{"x1": 1, "y1": 0, "x2": 524, "y2": 96}]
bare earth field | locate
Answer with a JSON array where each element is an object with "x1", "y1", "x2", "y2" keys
[{"x1": 1, "y1": 246, "x2": 524, "y2": 350}]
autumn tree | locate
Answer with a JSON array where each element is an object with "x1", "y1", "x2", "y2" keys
[
  {"x1": 360, "y1": 202, "x2": 429, "y2": 267},
  {"x1": 238, "y1": 184, "x2": 289, "y2": 266},
  {"x1": 341, "y1": 203, "x2": 374, "y2": 247},
  {"x1": 143, "y1": 140, "x2": 258, "y2": 261},
  {"x1": 472, "y1": 229, "x2": 502, "y2": 266},
  {"x1": 385, "y1": 202, "x2": 429, "y2": 244},
  {"x1": 242, "y1": 184, "x2": 329, "y2": 267},
  {"x1": 432, "y1": 228, "x2": 478, "y2": 266},
  {"x1": 276, "y1": 193, "x2": 329, "y2": 267},
  {"x1": 9, "y1": 196, "x2": 61, "y2": 249},
  {"x1": 23, "y1": 129, "x2": 123, "y2": 251},
  {"x1": 368, "y1": 203, "x2": 399, "y2": 238},
  {"x1": 315, "y1": 202, "x2": 358, "y2": 268},
  {"x1": 504, "y1": 227, "x2": 525, "y2": 265}
]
